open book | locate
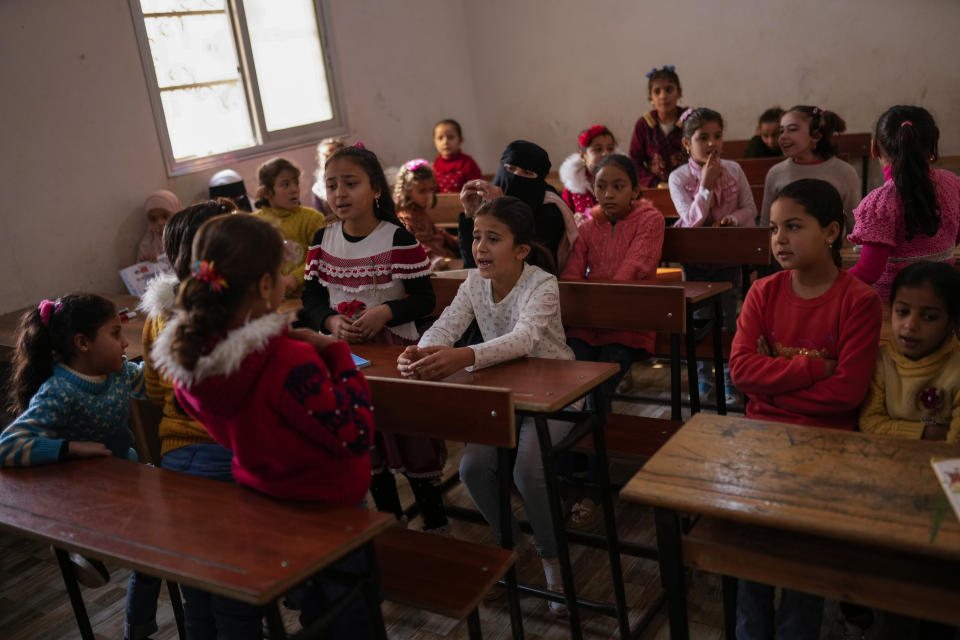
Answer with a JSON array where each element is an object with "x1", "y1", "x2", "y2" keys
[{"x1": 931, "y1": 458, "x2": 960, "y2": 524}]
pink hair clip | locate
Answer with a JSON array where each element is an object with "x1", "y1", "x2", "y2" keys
[
  {"x1": 678, "y1": 108, "x2": 693, "y2": 123},
  {"x1": 353, "y1": 141, "x2": 365, "y2": 149},
  {"x1": 404, "y1": 158, "x2": 430, "y2": 172},
  {"x1": 900, "y1": 120, "x2": 913, "y2": 128},
  {"x1": 37, "y1": 298, "x2": 61, "y2": 326},
  {"x1": 192, "y1": 260, "x2": 229, "y2": 292}
]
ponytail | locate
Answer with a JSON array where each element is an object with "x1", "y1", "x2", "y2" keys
[
  {"x1": 875, "y1": 105, "x2": 940, "y2": 240},
  {"x1": 7, "y1": 294, "x2": 116, "y2": 415},
  {"x1": 169, "y1": 214, "x2": 284, "y2": 371}
]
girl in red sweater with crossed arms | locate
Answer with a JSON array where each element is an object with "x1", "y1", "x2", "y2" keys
[
  {"x1": 729, "y1": 178, "x2": 882, "y2": 640},
  {"x1": 152, "y1": 213, "x2": 376, "y2": 640}
]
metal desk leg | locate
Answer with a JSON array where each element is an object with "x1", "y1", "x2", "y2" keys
[
  {"x1": 712, "y1": 297, "x2": 727, "y2": 416},
  {"x1": 265, "y1": 601, "x2": 288, "y2": 640},
  {"x1": 535, "y1": 415, "x2": 583, "y2": 640},
  {"x1": 498, "y1": 446, "x2": 524, "y2": 640},
  {"x1": 166, "y1": 580, "x2": 186, "y2": 640},
  {"x1": 467, "y1": 608, "x2": 483, "y2": 640},
  {"x1": 654, "y1": 508, "x2": 689, "y2": 640},
  {"x1": 721, "y1": 575, "x2": 738, "y2": 639},
  {"x1": 685, "y1": 307, "x2": 702, "y2": 415},
  {"x1": 54, "y1": 548, "x2": 95, "y2": 640},
  {"x1": 363, "y1": 541, "x2": 389, "y2": 640},
  {"x1": 670, "y1": 333, "x2": 683, "y2": 421},
  {"x1": 591, "y1": 392, "x2": 631, "y2": 640}
]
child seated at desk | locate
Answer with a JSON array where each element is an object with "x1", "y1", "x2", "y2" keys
[
  {"x1": 1, "y1": 294, "x2": 148, "y2": 589},
  {"x1": 152, "y1": 213, "x2": 376, "y2": 639},
  {"x1": 397, "y1": 195, "x2": 575, "y2": 617},
  {"x1": 137, "y1": 190, "x2": 181, "y2": 262},
  {"x1": 743, "y1": 106, "x2": 784, "y2": 159},
  {"x1": 394, "y1": 159, "x2": 459, "y2": 270},
  {"x1": 730, "y1": 179, "x2": 881, "y2": 640},
  {"x1": 432, "y1": 118, "x2": 482, "y2": 194},
  {"x1": 558, "y1": 124, "x2": 617, "y2": 221}
]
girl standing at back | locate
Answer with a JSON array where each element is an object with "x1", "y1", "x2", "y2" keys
[
  {"x1": 730, "y1": 179, "x2": 881, "y2": 640},
  {"x1": 152, "y1": 214, "x2": 376, "y2": 639},
  {"x1": 397, "y1": 196, "x2": 575, "y2": 616},
  {"x1": 433, "y1": 118, "x2": 483, "y2": 193},
  {"x1": 562, "y1": 154, "x2": 664, "y2": 409},
  {"x1": 252, "y1": 157, "x2": 326, "y2": 297},
  {"x1": 394, "y1": 159, "x2": 460, "y2": 270},
  {"x1": 760, "y1": 105, "x2": 861, "y2": 227},
  {"x1": 559, "y1": 125, "x2": 617, "y2": 222},
  {"x1": 848, "y1": 106, "x2": 960, "y2": 300},
  {"x1": 669, "y1": 107, "x2": 757, "y2": 403},
  {"x1": 629, "y1": 65, "x2": 688, "y2": 188},
  {"x1": 301, "y1": 146, "x2": 448, "y2": 533}
]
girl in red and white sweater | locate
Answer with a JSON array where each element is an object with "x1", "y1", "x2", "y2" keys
[
  {"x1": 152, "y1": 213, "x2": 376, "y2": 639},
  {"x1": 729, "y1": 178, "x2": 881, "y2": 640}
]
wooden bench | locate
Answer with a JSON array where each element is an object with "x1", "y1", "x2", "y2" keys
[
  {"x1": 640, "y1": 184, "x2": 762, "y2": 222},
  {"x1": 426, "y1": 193, "x2": 463, "y2": 230},
  {"x1": 735, "y1": 157, "x2": 782, "y2": 186},
  {"x1": 366, "y1": 377, "x2": 519, "y2": 640}
]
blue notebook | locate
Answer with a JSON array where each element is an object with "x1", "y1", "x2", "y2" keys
[{"x1": 351, "y1": 353, "x2": 370, "y2": 369}]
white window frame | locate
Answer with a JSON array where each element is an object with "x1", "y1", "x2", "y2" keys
[{"x1": 129, "y1": 0, "x2": 348, "y2": 177}]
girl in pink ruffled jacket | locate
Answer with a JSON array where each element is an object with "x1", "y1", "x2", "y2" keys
[{"x1": 848, "y1": 105, "x2": 960, "y2": 300}]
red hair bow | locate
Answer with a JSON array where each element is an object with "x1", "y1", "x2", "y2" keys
[{"x1": 578, "y1": 125, "x2": 608, "y2": 149}]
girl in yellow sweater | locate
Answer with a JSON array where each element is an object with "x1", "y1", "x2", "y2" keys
[{"x1": 860, "y1": 260, "x2": 960, "y2": 443}]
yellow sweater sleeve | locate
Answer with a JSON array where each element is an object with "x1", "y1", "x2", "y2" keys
[
  {"x1": 141, "y1": 318, "x2": 165, "y2": 408},
  {"x1": 858, "y1": 364, "x2": 925, "y2": 439}
]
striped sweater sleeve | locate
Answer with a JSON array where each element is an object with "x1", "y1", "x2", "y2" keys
[{"x1": 0, "y1": 382, "x2": 68, "y2": 467}]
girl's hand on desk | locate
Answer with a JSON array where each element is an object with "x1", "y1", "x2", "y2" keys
[
  {"x1": 67, "y1": 442, "x2": 111, "y2": 459},
  {"x1": 397, "y1": 346, "x2": 425, "y2": 378},
  {"x1": 326, "y1": 314, "x2": 362, "y2": 343},
  {"x1": 351, "y1": 305, "x2": 393, "y2": 341},
  {"x1": 922, "y1": 422, "x2": 948, "y2": 441},
  {"x1": 409, "y1": 345, "x2": 475, "y2": 380},
  {"x1": 288, "y1": 328, "x2": 338, "y2": 351}
]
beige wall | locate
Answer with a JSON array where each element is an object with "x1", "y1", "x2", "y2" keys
[{"x1": 1, "y1": 0, "x2": 958, "y2": 313}]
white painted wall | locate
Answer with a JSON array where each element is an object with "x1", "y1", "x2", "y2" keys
[{"x1": 1, "y1": 0, "x2": 958, "y2": 313}]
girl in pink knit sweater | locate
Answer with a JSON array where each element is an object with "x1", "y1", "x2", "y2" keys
[
  {"x1": 848, "y1": 105, "x2": 960, "y2": 300},
  {"x1": 561, "y1": 154, "x2": 665, "y2": 409}
]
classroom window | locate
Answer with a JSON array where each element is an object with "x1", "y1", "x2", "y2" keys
[{"x1": 130, "y1": 0, "x2": 346, "y2": 176}]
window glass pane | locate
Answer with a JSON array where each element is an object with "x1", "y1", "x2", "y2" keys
[
  {"x1": 141, "y1": 0, "x2": 224, "y2": 13},
  {"x1": 245, "y1": 0, "x2": 333, "y2": 131},
  {"x1": 144, "y1": 14, "x2": 240, "y2": 89},
  {"x1": 161, "y1": 82, "x2": 256, "y2": 160}
]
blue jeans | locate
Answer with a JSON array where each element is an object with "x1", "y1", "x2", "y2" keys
[
  {"x1": 736, "y1": 579, "x2": 824, "y2": 640},
  {"x1": 124, "y1": 444, "x2": 261, "y2": 640},
  {"x1": 459, "y1": 416, "x2": 572, "y2": 557}
]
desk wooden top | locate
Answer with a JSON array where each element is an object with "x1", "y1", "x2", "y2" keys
[
  {"x1": 621, "y1": 413, "x2": 960, "y2": 561},
  {"x1": 0, "y1": 294, "x2": 145, "y2": 362},
  {"x1": 0, "y1": 458, "x2": 394, "y2": 604},
  {"x1": 352, "y1": 343, "x2": 618, "y2": 414}
]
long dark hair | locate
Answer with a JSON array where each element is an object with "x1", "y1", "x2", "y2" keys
[
  {"x1": 7, "y1": 294, "x2": 116, "y2": 415},
  {"x1": 775, "y1": 179, "x2": 845, "y2": 267},
  {"x1": 875, "y1": 105, "x2": 941, "y2": 241},
  {"x1": 163, "y1": 198, "x2": 237, "y2": 280},
  {"x1": 784, "y1": 106, "x2": 847, "y2": 159},
  {"x1": 325, "y1": 146, "x2": 400, "y2": 225},
  {"x1": 170, "y1": 215, "x2": 284, "y2": 371},
  {"x1": 890, "y1": 261, "x2": 960, "y2": 322},
  {"x1": 475, "y1": 196, "x2": 557, "y2": 275}
]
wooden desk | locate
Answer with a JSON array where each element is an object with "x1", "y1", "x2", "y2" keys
[
  {"x1": 0, "y1": 294, "x2": 145, "y2": 362},
  {"x1": 0, "y1": 457, "x2": 394, "y2": 639},
  {"x1": 621, "y1": 414, "x2": 960, "y2": 639}
]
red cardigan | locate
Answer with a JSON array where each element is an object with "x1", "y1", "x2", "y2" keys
[
  {"x1": 560, "y1": 199, "x2": 665, "y2": 351},
  {"x1": 730, "y1": 270, "x2": 882, "y2": 430},
  {"x1": 433, "y1": 152, "x2": 482, "y2": 193}
]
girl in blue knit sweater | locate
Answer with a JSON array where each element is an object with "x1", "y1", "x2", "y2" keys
[{"x1": 1, "y1": 293, "x2": 147, "y2": 467}]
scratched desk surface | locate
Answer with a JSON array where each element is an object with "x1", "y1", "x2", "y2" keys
[{"x1": 621, "y1": 413, "x2": 960, "y2": 561}]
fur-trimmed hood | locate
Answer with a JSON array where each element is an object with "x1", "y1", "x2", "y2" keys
[
  {"x1": 559, "y1": 153, "x2": 592, "y2": 195},
  {"x1": 138, "y1": 273, "x2": 179, "y2": 320},
  {"x1": 151, "y1": 311, "x2": 291, "y2": 399}
]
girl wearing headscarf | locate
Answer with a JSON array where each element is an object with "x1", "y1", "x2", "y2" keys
[
  {"x1": 137, "y1": 190, "x2": 181, "y2": 262},
  {"x1": 458, "y1": 140, "x2": 577, "y2": 271}
]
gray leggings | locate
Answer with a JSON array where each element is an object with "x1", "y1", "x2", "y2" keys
[{"x1": 459, "y1": 416, "x2": 572, "y2": 558}]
